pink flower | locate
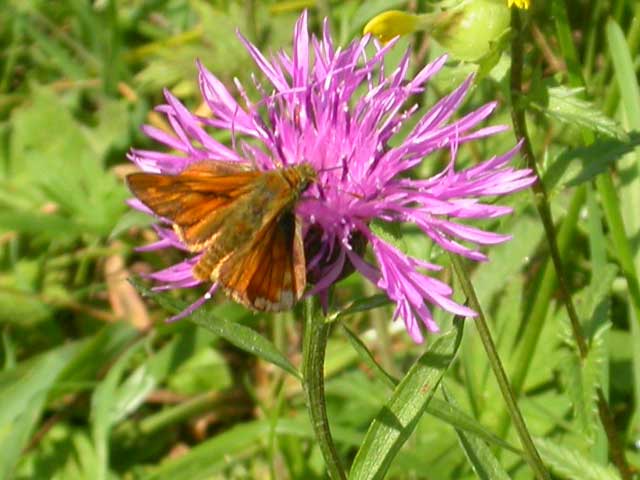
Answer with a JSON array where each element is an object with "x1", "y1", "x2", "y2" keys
[{"x1": 128, "y1": 12, "x2": 535, "y2": 343}]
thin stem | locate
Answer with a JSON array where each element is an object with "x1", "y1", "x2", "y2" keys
[
  {"x1": 514, "y1": 6, "x2": 633, "y2": 478},
  {"x1": 302, "y1": 298, "x2": 346, "y2": 480},
  {"x1": 511, "y1": 8, "x2": 587, "y2": 358},
  {"x1": 450, "y1": 254, "x2": 550, "y2": 480}
]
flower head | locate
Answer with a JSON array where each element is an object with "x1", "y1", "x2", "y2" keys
[{"x1": 128, "y1": 12, "x2": 535, "y2": 343}]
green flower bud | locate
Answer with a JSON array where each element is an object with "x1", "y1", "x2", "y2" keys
[
  {"x1": 431, "y1": 0, "x2": 510, "y2": 62},
  {"x1": 364, "y1": 1, "x2": 516, "y2": 62}
]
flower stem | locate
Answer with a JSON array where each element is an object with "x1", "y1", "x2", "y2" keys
[
  {"x1": 510, "y1": 8, "x2": 587, "y2": 358},
  {"x1": 302, "y1": 297, "x2": 347, "y2": 480},
  {"x1": 513, "y1": 6, "x2": 633, "y2": 478},
  {"x1": 450, "y1": 254, "x2": 551, "y2": 480}
]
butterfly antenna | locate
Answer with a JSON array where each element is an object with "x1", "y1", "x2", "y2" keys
[{"x1": 316, "y1": 165, "x2": 343, "y2": 174}]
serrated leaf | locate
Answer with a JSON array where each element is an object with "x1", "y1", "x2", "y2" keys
[
  {"x1": 575, "y1": 265, "x2": 617, "y2": 321},
  {"x1": 577, "y1": 264, "x2": 617, "y2": 338},
  {"x1": 543, "y1": 133, "x2": 640, "y2": 192},
  {"x1": 349, "y1": 319, "x2": 464, "y2": 480},
  {"x1": 131, "y1": 279, "x2": 301, "y2": 379},
  {"x1": 540, "y1": 86, "x2": 624, "y2": 139},
  {"x1": 559, "y1": 324, "x2": 609, "y2": 438},
  {"x1": 534, "y1": 437, "x2": 621, "y2": 480}
]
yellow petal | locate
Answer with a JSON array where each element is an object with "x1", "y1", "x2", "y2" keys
[
  {"x1": 507, "y1": 0, "x2": 530, "y2": 9},
  {"x1": 363, "y1": 10, "x2": 420, "y2": 44}
]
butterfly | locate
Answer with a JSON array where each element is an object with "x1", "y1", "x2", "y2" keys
[{"x1": 126, "y1": 161, "x2": 317, "y2": 312}]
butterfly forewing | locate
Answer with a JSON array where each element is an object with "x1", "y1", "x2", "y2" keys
[
  {"x1": 126, "y1": 161, "x2": 316, "y2": 311},
  {"x1": 126, "y1": 161, "x2": 259, "y2": 250}
]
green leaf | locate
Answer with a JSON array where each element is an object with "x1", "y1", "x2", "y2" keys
[
  {"x1": 607, "y1": 20, "x2": 640, "y2": 133},
  {"x1": 331, "y1": 294, "x2": 391, "y2": 321},
  {"x1": 534, "y1": 437, "x2": 621, "y2": 480},
  {"x1": 472, "y1": 215, "x2": 543, "y2": 306},
  {"x1": 109, "y1": 209, "x2": 154, "y2": 240},
  {"x1": 559, "y1": 324, "x2": 609, "y2": 438},
  {"x1": 369, "y1": 219, "x2": 408, "y2": 254},
  {"x1": 167, "y1": 347, "x2": 232, "y2": 395},
  {"x1": 557, "y1": 265, "x2": 616, "y2": 436},
  {"x1": 575, "y1": 263, "x2": 617, "y2": 337},
  {"x1": 543, "y1": 133, "x2": 640, "y2": 192},
  {"x1": 607, "y1": 17, "x2": 640, "y2": 434},
  {"x1": 340, "y1": 323, "x2": 398, "y2": 389},
  {"x1": 85, "y1": 98, "x2": 131, "y2": 158},
  {"x1": 27, "y1": 25, "x2": 88, "y2": 80},
  {"x1": 539, "y1": 86, "x2": 625, "y2": 139},
  {"x1": 192, "y1": 312, "x2": 303, "y2": 380},
  {"x1": 426, "y1": 398, "x2": 520, "y2": 454},
  {"x1": 131, "y1": 279, "x2": 301, "y2": 380},
  {"x1": 0, "y1": 341, "x2": 83, "y2": 479},
  {"x1": 56, "y1": 322, "x2": 139, "y2": 395},
  {"x1": 443, "y1": 388, "x2": 511, "y2": 480},
  {"x1": 9, "y1": 86, "x2": 127, "y2": 237},
  {"x1": 0, "y1": 210, "x2": 83, "y2": 237},
  {"x1": 91, "y1": 338, "x2": 148, "y2": 480},
  {"x1": 349, "y1": 319, "x2": 464, "y2": 480},
  {"x1": 141, "y1": 420, "x2": 270, "y2": 480}
]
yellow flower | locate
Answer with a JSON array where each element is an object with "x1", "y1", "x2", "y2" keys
[
  {"x1": 363, "y1": 2, "x2": 510, "y2": 62},
  {"x1": 507, "y1": 0, "x2": 530, "y2": 8},
  {"x1": 363, "y1": 10, "x2": 419, "y2": 44}
]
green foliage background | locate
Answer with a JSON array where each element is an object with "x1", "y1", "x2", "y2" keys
[{"x1": 0, "y1": 0, "x2": 639, "y2": 479}]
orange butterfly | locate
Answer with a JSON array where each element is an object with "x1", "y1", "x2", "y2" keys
[{"x1": 127, "y1": 161, "x2": 317, "y2": 311}]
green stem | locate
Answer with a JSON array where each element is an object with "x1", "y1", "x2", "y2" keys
[
  {"x1": 302, "y1": 298, "x2": 346, "y2": 480},
  {"x1": 511, "y1": 8, "x2": 587, "y2": 357},
  {"x1": 550, "y1": 4, "x2": 634, "y2": 478},
  {"x1": 450, "y1": 255, "x2": 551, "y2": 480},
  {"x1": 505, "y1": 188, "x2": 584, "y2": 406}
]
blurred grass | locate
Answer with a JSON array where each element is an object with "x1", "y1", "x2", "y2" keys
[{"x1": 0, "y1": 0, "x2": 639, "y2": 479}]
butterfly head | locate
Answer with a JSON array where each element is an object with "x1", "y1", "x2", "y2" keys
[{"x1": 288, "y1": 162, "x2": 317, "y2": 196}]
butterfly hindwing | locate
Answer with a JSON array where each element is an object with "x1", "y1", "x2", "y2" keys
[{"x1": 209, "y1": 212, "x2": 306, "y2": 311}]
